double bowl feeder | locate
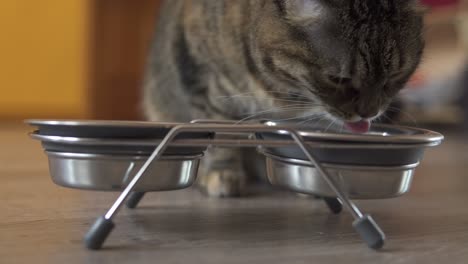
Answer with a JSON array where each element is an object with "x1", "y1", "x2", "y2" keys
[{"x1": 27, "y1": 119, "x2": 443, "y2": 250}]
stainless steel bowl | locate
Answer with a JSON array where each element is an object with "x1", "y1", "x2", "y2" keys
[
  {"x1": 259, "y1": 120, "x2": 444, "y2": 144},
  {"x1": 45, "y1": 151, "x2": 202, "y2": 191},
  {"x1": 30, "y1": 131, "x2": 208, "y2": 156},
  {"x1": 26, "y1": 119, "x2": 213, "y2": 139},
  {"x1": 262, "y1": 151, "x2": 416, "y2": 199},
  {"x1": 257, "y1": 121, "x2": 443, "y2": 166}
]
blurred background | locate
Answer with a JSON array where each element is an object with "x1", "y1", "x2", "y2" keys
[{"x1": 0, "y1": 0, "x2": 467, "y2": 127}]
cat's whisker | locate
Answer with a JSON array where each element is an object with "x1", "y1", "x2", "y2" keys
[
  {"x1": 324, "y1": 118, "x2": 337, "y2": 132},
  {"x1": 306, "y1": 114, "x2": 326, "y2": 125},
  {"x1": 386, "y1": 107, "x2": 418, "y2": 125},
  {"x1": 296, "y1": 113, "x2": 326, "y2": 125},
  {"x1": 240, "y1": 104, "x2": 323, "y2": 115},
  {"x1": 300, "y1": 114, "x2": 330, "y2": 127},
  {"x1": 296, "y1": 114, "x2": 328, "y2": 125},
  {"x1": 217, "y1": 89, "x2": 313, "y2": 101},
  {"x1": 236, "y1": 105, "x2": 323, "y2": 124},
  {"x1": 270, "y1": 113, "x2": 326, "y2": 122},
  {"x1": 227, "y1": 90, "x2": 309, "y2": 97},
  {"x1": 222, "y1": 97, "x2": 317, "y2": 105},
  {"x1": 217, "y1": 94, "x2": 314, "y2": 104},
  {"x1": 265, "y1": 90, "x2": 310, "y2": 97},
  {"x1": 380, "y1": 112, "x2": 394, "y2": 124},
  {"x1": 239, "y1": 102, "x2": 325, "y2": 116}
]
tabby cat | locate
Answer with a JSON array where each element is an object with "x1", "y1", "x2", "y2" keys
[{"x1": 143, "y1": 0, "x2": 425, "y2": 197}]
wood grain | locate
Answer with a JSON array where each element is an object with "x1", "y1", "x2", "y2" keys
[{"x1": 1, "y1": 122, "x2": 468, "y2": 263}]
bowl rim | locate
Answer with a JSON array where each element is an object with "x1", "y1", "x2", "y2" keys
[
  {"x1": 45, "y1": 151, "x2": 204, "y2": 160},
  {"x1": 31, "y1": 130, "x2": 441, "y2": 150},
  {"x1": 260, "y1": 149, "x2": 420, "y2": 171},
  {"x1": 25, "y1": 119, "x2": 182, "y2": 128},
  {"x1": 261, "y1": 121, "x2": 444, "y2": 145},
  {"x1": 26, "y1": 119, "x2": 444, "y2": 146},
  {"x1": 29, "y1": 131, "x2": 166, "y2": 147}
]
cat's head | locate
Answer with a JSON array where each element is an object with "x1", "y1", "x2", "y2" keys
[{"x1": 254, "y1": 0, "x2": 425, "y2": 131}]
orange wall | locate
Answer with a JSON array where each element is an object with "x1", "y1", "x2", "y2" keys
[{"x1": 0, "y1": 0, "x2": 90, "y2": 119}]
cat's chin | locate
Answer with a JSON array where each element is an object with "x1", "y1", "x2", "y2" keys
[{"x1": 344, "y1": 120, "x2": 371, "y2": 133}]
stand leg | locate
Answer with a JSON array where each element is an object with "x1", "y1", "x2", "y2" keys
[
  {"x1": 81, "y1": 124, "x2": 388, "y2": 250},
  {"x1": 83, "y1": 126, "x2": 178, "y2": 250},
  {"x1": 126, "y1": 192, "x2": 146, "y2": 209},
  {"x1": 353, "y1": 215, "x2": 385, "y2": 249},
  {"x1": 84, "y1": 216, "x2": 115, "y2": 250},
  {"x1": 288, "y1": 132, "x2": 386, "y2": 249},
  {"x1": 323, "y1": 197, "x2": 342, "y2": 214}
]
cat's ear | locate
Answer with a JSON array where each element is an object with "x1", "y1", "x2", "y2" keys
[{"x1": 283, "y1": 0, "x2": 330, "y2": 22}]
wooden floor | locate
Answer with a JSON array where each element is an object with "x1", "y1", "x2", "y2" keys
[{"x1": 1, "y1": 121, "x2": 468, "y2": 263}]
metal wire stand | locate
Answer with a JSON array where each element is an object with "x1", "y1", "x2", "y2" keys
[{"x1": 83, "y1": 123, "x2": 385, "y2": 250}]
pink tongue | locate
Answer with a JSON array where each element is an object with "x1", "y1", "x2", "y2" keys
[{"x1": 344, "y1": 120, "x2": 370, "y2": 133}]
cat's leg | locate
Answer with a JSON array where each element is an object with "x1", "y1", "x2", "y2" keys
[
  {"x1": 197, "y1": 148, "x2": 247, "y2": 197},
  {"x1": 241, "y1": 148, "x2": 268, "y2": 184}
]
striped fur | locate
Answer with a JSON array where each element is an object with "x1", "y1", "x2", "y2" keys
[{"x1": 142, "y1": 0, "x2": 425, "y2": 196}]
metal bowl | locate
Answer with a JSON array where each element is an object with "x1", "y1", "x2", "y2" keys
[
  {"x1": 257, "y1": 121, "x2": 443, "y2": 166},
  {"x1": 30, "y1": 132, "x2": 208, "y2": 156},
  {"x1": 259, "y1": 120, "x2": 444, "y2": 144},
  {"x1": 25, "y1": 119, "x2": 213, "y2": 139},
  {"x1": 45, "y1": 151, "x2": 202, "y2": 191},
  {"x1": 262, "y1": 151, "x2": 416, "y2": 199}
]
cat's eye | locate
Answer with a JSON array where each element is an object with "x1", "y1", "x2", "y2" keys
[{"x1": 326, "y1": 75, "x2": 352, "y2": 86}]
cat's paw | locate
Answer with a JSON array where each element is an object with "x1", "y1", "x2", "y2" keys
[{"x1": 199, "y1": 169, "x2": 245, "y2": 198}]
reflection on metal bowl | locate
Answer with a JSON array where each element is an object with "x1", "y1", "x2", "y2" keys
[
  {"x1": 45, "y1": 151, "x2": 202, "y2": 191},
  {"x1": 262, "y1": 150, "x2": 416, "y2": 199},
  {"x1": 257, "y1": 120, "x2": 443, "y2": 166}
]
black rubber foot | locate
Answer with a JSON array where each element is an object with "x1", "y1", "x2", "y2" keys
[
  {"x1": 323, "y1": 197, "x2": 342, "y2": 214},
  {"x1": 126, "y1": 192, "x2": 146, "y2": 209},
  {"x1": 353, "y1": 215, "x2": 385, "y2": 250},
  {"x1": 84, "y1": 216, "x2": 115, "y2": 250}
]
